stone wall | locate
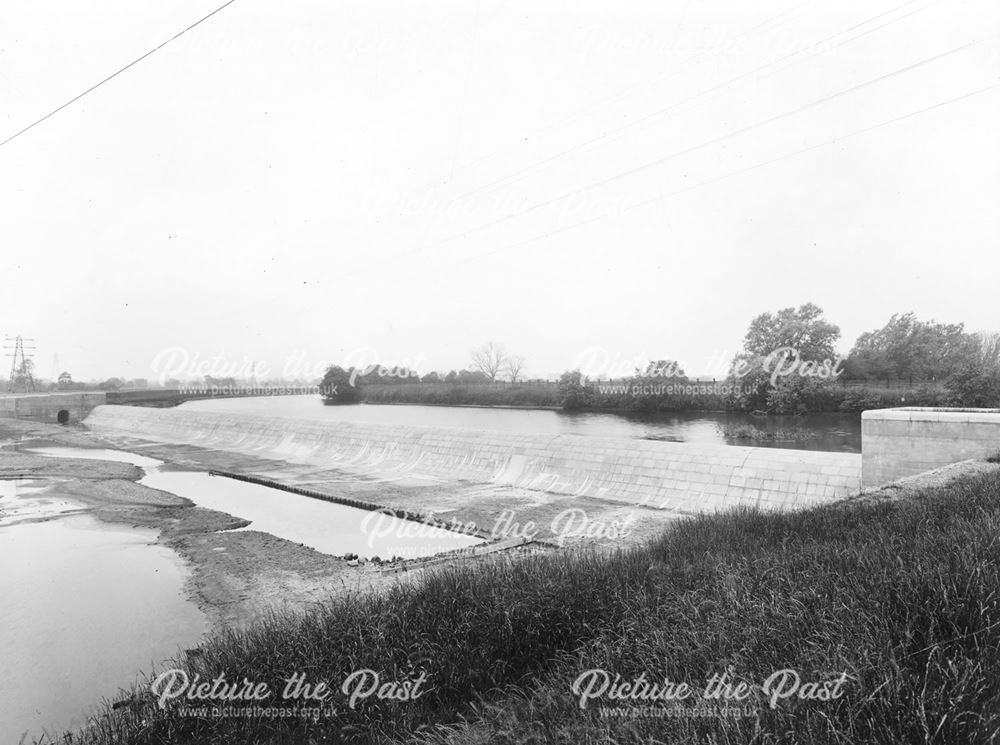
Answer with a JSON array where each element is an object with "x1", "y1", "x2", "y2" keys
[
  {"x1": 862, "y1": 407, "x2": 1000, "y2": 488},
  {"x1": 85, "y1": 404, "x2": 861, "y2": 513},
  {"x1": 0, "y1": 392, "x2": 107, "y2": 424}
]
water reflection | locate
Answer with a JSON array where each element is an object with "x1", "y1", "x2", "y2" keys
[
  {"x1": 180, "y1": 396, "x2": 862, "y2": 452},
  {"x1": 29, "y1": 448, "x2": 483, "y2": 559},
  {"x1": 0, "y1": 507, "x2": 205, "y2": 743}
]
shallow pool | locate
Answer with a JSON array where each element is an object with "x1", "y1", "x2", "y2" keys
[
  {"x1": 0, "y1": 492, "x2": 206, "y2": 743},
  {"x1": 29, "y1": 447, "x2": 484, "y2": 559}
]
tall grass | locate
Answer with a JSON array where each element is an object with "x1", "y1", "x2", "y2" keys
[
  {"x1": 71, "y1": 471, "x2": 1000, "y2": 744},
  {"x1": 719, "y1": 422, "x2": 821, "y2": 440}
]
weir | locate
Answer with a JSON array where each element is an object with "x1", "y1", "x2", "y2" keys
[{"x1": 84, "y1": 405, "x2": 862, "y2": 512}]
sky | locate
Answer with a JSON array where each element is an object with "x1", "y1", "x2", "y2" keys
[{"x1": 1, "y1": 0, "x2": 998, "y2": 383}]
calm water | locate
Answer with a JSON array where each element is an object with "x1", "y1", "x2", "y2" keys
[
  {"x1": 30, "y1": 447, "x2": 483, "y2": 559},
  {"x1": 0, "y1": 481, "x2": 205, "y2": 743},
  {"x1": 180, "y1": 395, "x2": 862, "y2": 453},
  {"x1": 2, "y1": 445, "x2": 479, "y2": 742}
]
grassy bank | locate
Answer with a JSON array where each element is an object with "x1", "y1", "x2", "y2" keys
[
  {"x1": 354, "y1": 381, "x2": 950, "y2": 414},
  {"x1": 360, "y1": 382, "x2": 562, "y2": 408},
  {"x1": 73, "y1": 468, "x2": 1000, "y2": 744}
]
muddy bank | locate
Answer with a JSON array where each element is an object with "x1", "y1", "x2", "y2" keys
[
  {"x1": 84, "y1": 427, "x2": 687, "y2": 549},
  {"x1": 0, "y1": 418, "x2": 541, "y2": 630},
  {"x1": 0, "y1": 425, "x2": 354, "y2": 629},
  {"x1": 5, "y1": 415, "x2": 996, "y2": 632},
  {"x1": 0, "y1": 416, "x2": 102, "y2": 448}
]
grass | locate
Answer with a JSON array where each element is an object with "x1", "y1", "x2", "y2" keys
[
  {"x1": 719, "y1": 423, "x2": 822, "y2": 440},
  {"x1": 68, "y1": 469, "x2": 1000, "y2": 744}
]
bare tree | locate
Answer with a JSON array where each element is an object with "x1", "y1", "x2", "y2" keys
[
  {"x1": 470, "y1": 341, "x2": 507, "y2": 383},
  {"x1": 976, "y1": 331, "x2": 1000, "y2": 367},
  {"x1": 504, "y1": 355, "x2": 526, "y2": 383}
]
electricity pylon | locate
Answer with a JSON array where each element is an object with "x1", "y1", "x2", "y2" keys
[{"x1": 5, "y1": 336, "x2": 37, "y2": 392}]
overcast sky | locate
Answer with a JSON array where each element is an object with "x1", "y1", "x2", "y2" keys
[{"x1": 1, "y1": 0, "x2": 998, "y2": 382}]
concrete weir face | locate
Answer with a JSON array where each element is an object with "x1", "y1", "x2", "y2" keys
[
  {"x1": 84, "y1": 405, "x2": 861, "y2": 513},
  {"x1": 862, "y1": 407, "x2": 1000, "y2": 488}
]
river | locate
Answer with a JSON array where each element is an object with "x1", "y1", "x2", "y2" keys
[
  {"x1": 179, "y1": 395, "x2": 862, "y2": 453},
  {"x1": 0, "y1": 479, "x2": 206, "y2": 744}
]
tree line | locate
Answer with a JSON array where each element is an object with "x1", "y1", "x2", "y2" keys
[{"x1": 320, "y1": 305, "x2": 999, "y2": 411}]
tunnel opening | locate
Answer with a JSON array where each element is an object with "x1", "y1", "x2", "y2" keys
[{"x1": 57, "y1": 409, "x2": 70, "y2": 425}]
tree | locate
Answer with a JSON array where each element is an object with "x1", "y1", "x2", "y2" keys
[
  {"x1": 470, "y1": 341, "x2": 508, "y2": 383},
  {"x1": 728, "y1": 364, "x2": 771, "y2": 412},
  {"x1": 504, "y1": 355, "x2": 527, "y2": 383},
  {"x1": 946, "y1": 365, "x2": 1000, "y2": 407},
  {"x1": 766, "y1": 376, "x2": 831, "y2": 415},
  {"x1": 846, "y1": 313, "x2": 980, "y2": 382},
  {"x1": 421, "y1": 371, "x2": 442, "y2": 384},
  {"x1": 57, "y1": 371, "x2": 73, "y2": 386},
  {"x1": 457, "y1": 369, "x2": 489, "y2": 384},
  {"x1": 319, "y1": 365, "x2": 362, "y2": 404},
  {"x1": 741, "y1": 303, "x2": 840, "y2": 360},
  {"x1": 944, "y1": 329, "x2": 1000, "y2": 407},
  {"x1": 975, "y1": 331, "x2": 1000, "y2": 369},
  {"x1": 727, "y1": 303, "x2": 842, "y2": 412},
  {"x1": 558, "y1": 370, "x2": 589, "y2": 410},
  {"x1": 98, "y1": 376, "x2": 125, "y2": 391}
]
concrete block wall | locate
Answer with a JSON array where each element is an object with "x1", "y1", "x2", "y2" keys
[
  {"x1": 862, "y1": 407, "x2": 1000, "y2": 487},
  {"x1": 0, "y1": 392, "x2": 107, "y2": 424},
  {"x1": 85, "y1": 404, "x2": 861, "y2": 513}
]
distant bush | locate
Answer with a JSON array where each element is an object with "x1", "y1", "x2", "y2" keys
[
  {"x1": 907, "y1": 383, "x2": 948, "y2": 407},
  {"x1": 319, "y1": 366, "x2": 362, "y2": 404},
  {"x1": 837, "y1": 388, "x2": 890, "y2": 413},
  {"x1": 945, "y1": 365, "x2": 1000, "y2": 408},
  {"x1": 765, "y1": 377, "x2": 843, "y2": 415},
  {"x1": 720, "y1": 423, "x2": 821, "y2": 441},
  {"x1": 322, "y1": 372, "x2": 969, "y2": 415},
  {"x1": 557, "y1": 370, "x2": 590, "y2": 410}
]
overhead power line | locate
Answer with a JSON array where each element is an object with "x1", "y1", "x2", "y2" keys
[
  {"x1": 346, "y1": 32, "x2": 997, "y2": 277},
  {"x1": 395, "y1": 0, "x2": 840, "y2": 204},
  {"x1": 0, "y1": 0, "x2": 242, "y2": 150},
  {"x1": 442, "y1": 82, "x2": 1000, "y2": 270},
  {"x1": 456, "y1": 0, "x2": 941, "y2": 201}
]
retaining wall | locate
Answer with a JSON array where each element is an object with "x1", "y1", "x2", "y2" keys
[
  {"x1": 862, "y1": 407, "x2": 1000, "y2": 487},
  {"x1": 0, "y1": 392, "x2": 107, "y2": 424},
  {"x1": 85, "y1": 404, "x2": 861, "y2": 512}
]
